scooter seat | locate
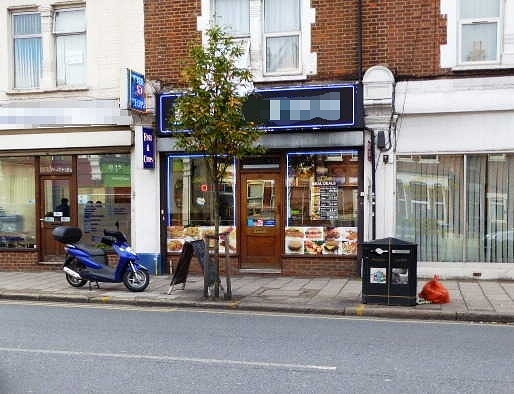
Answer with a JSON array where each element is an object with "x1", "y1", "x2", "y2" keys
[{"x1": 75, "y1": 243, "x2": 106, "y2": 257}]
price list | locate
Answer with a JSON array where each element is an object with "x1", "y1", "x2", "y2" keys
[{"x1": 314, "y1": 180, "x2": 338, "y2": 220}]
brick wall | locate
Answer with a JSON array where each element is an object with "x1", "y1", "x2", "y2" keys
[
  {"x1": 144, "y1": 0, "x2": 202, "y2": 86},
  {"x1": 311, "y1": 0, "x2": 360, "y2": 81},
  {"x1": 145, "y1": 0, "x2": 450, "y2": 85},
  {"x1": 361, "y1": 0, "x2": 447, "y2": 79},
  {"x1": 282, "y1": 256, "x2": 359, "y2": 277},
  {"x1": 0, "y1": 251, "x2": 59, "y2": 271},
  {"x1": 168, "y1": 254, "x2": 359, "y2": 278}
]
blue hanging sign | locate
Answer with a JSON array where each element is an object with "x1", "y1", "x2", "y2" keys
[
  {"x1": 142, "y1": 127, "x2": 155, "y2": 169},
  {"x1": 128, "y1": 69, "x2": 146, "y2": 112},
  {"x1": 156, "y1": 93, "x2": 183, "y2": 134}
]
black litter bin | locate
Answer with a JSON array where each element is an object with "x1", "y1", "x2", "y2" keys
[{"x1": 361, "y1": 237, "x2": 417, "y2": 306}]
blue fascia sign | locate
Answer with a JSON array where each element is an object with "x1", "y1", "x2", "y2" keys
[
  {"x1": 244, "y1": 84, "x2": 363, "y2": 131},
  {"x1": 128, "y1": 69, "x2": 146, "y2": 112},
  {"x1": 142, "y1": 127, "x2": 155, "y2": 169},
  {"x1": 156, "y1": 83, "x2": 362, "y2": 135}
]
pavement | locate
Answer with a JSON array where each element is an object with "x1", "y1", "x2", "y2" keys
[{"x1": 1, "y1": 271, "x2": 514, "y2": 324}]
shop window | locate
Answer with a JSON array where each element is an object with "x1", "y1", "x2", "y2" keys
[
  {"x1": 13, "y1": 12, "x2": 42, "y2": 89},
  {"x1": 396, "y1": 154, "x2": 514, "y2": 263},
  {"x1": 286, "y1": 151, "x2": 359, "y2": 256},
  {"x1": 77, "y1": 154, "x2": 131, "y2": 246},
  {"x1": 202, "y1": 0, "x2": 316, "y2": 81},
  {"x1": 166, "y1": 156, "x2": 236, "y2": 254},
  {"x1": 54, "y1": 8, "x2": 87, "y2": 86},
  {"x1": 0, "y1": 157, "x2": 36, "y2": 248}
]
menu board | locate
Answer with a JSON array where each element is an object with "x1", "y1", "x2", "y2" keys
[{"x1": 312, "y1": 180, "x2": 338, "y2": 220}]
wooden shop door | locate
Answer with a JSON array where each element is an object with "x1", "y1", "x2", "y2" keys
[
  {"x1": 39, "y1": 175, "x2": 76, "y2": 262},
  {"x1": 240, "y1": 172, "x2": 282, "y2": 269}
]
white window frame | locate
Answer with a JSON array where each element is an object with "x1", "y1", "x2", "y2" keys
[
  {"x1": 263, "y1": 0, "x2": 302, "y2": 76},
  {"x1": 457, "y1": 0, "x2": 502, "y2": 65},
  {"x1": 12, "y1": 11, "x2": 42, "y2": 89},
  {"x1": 53, "y1": 7, "x2": 87, "y2": 87},
  {"x1": 440, "y1": 0, "x2": 514, "y2": 70},
  {"x1": 199, "y1": 0, "x2": 316, "y2": 82}
]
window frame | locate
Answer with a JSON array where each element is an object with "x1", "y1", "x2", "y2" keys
[
  {"x1": 262, "y1": 0, "x2": 302, "y2": 76},
  {"x1": 202, "y1": 0, "x2": 315, "y2": 82},
  {"x1": 457, "y1": 0, "x2": 502, "y2": 66},
  {"x1": 12, "y1": 11, "x2": 42, "y2": 89},
  {"x1": 52, "y1": 7, "x2": 87, "y2": 87},
  {"x1": 212, "y1": 0, "x2": 250, "y2": 38}
]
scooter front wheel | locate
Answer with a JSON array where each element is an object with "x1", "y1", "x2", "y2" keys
[{"x1": 123, "y1": 268, "x2": 150, "y2": 292}]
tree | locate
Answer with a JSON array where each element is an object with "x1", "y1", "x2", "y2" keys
[{"x1": 169, "y1": 26, "x2": 264, "y2": 299}]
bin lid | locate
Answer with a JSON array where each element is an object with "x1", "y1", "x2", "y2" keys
[{"x1": 360, "y1": 237, "x2": 416, "y2": 246}]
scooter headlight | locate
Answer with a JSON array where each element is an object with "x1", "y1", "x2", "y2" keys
[{"x1": 120, "y1": 246, "x2": 135, "y2": 254}]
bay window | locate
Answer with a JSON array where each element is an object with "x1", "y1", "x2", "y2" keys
[{"x1": 11, "y1": 7, "x2": 87, "y2": 90}]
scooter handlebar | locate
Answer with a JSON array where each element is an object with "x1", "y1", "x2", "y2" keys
[{"x1": 103, "y1": 229, "x2": 127, "y2": 243}]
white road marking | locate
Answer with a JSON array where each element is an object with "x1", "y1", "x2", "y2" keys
[{"x1": 0, "y1": 347, "x2": 336, "y2": 372}]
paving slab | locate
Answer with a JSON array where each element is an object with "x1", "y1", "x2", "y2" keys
[{"x1": 0, "y1": 271, "x2": 513, "y2": 323}]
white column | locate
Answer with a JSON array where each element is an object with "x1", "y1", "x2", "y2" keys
[
  {"x1": 132, "y1": 125, "x2": 161, "y2": 256},
  {"x1": 363, "y1": 66, "x2": 396, "y2": 240}
]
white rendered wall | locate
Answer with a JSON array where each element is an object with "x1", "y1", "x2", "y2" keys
[
  {"x1": 0, "y1": 0, "x2": 145, "y2": 148},
  {"x1": 131, "y1": 126, "x2": 161, "y2": 256},
  {"x1": 0, "y1": 0, "x2": 145, "y2": 101},
  {"x1": 395, "y1": 76, "x2": 514, "y2": 154}
]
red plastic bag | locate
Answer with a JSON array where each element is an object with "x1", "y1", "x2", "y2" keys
[{"x1": 419, "y1": 275, "x2": 450, "y2": 304}]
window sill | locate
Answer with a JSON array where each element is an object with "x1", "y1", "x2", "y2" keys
[
  {"x1": 6, "y1": 86, "x2": 89, "y2": 95},
  {"x1": 451, "y1": 63, "x2": 514, "y2": 71},
  {"x1": 253, "y1": 74, "x2": 308, "y2": 83}
]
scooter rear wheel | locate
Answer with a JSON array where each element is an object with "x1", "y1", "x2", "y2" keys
[
  {"x1": 123, "y1": 268, "x2": 150, "y2": 292},
  {"x1": 65, "y1": 258, "x2": 88, "y2": 288},
  {"x1": 66, "y1": 274, "x2": 87, "y2": 288}
]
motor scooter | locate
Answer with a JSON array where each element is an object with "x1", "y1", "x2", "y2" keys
[{"x1": 52, "y1": 226, "x2": 150, "y2": 292}]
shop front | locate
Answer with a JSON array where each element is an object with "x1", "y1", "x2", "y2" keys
[
  {"x1": 158, "y1": 83, "x2": 364, "y2": 277},
  {"x1": 0, "y1": 97, "x2": 135, "y2": 271},
  {"x1": 371, "y1": 74, "x2": 514, "y2": 279},
  {"x1": 0, "y1": 153, "x2": 132, "y2": 269}
]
